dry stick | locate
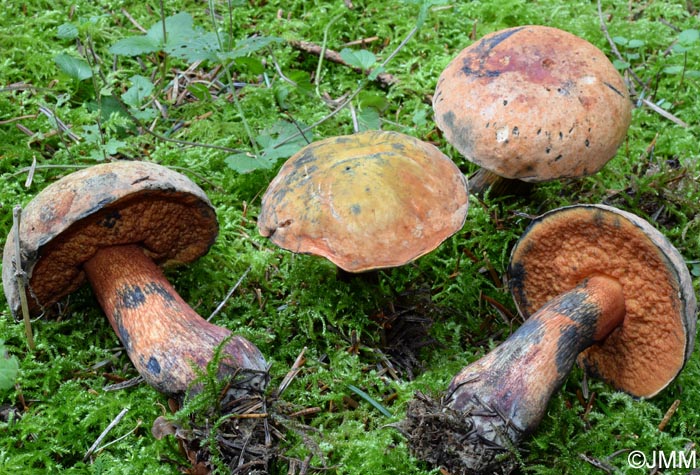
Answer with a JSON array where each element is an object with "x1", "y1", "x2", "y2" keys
[
  {"x1": 84, "y1": 407, "x2": 130, "y2": 461},
  {"x1": 658, "y1": 399, "x2": 681, "y2": 431},
  {"x1": 596, "y1": 0, "x2": 688, "y2": 128},
  {"x1": 207, "y1": 266, "x2": 252, "y2": 322},
  {"x1": 290, "y1": 40, "x2": 398, "y2": 87},
  {"x1": 274, "y1": 23, "x2": 420, "y2": 151},
  {"x1": 12, "y1": 206, "x2": 35, "y2": 351}
]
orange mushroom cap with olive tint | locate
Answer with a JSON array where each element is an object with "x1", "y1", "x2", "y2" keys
[
  {"x1": 2, "y1": 161, "x2": 268, "y2": 398},
  {"x1": 433, "y1": 25, "x2": 632, "y2": 183},
  {"x1": 508, "y1": 204, "x2": 696, "y2": 398},
  {"x1": 257, "y1": 130, "x2": 469, "y2": 272}
]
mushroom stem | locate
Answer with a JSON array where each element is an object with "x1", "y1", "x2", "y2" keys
[
  {"x1": 83, "y1": 244, "x2": 268, "y2": 398},
  {"x1": 404, "y1": 274, "x2": 625, "y2": 473},
  {"x1": 468, "y1": 169, "x2": 534, "y2": 197}
]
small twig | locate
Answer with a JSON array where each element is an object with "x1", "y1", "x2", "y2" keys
[
  {"x1": 24, "y1": 156, "x2": 37, "y2": 188},
  {"x1": 274, "y1": 347, "x2": 307, "y2": 398},
  {"x1": 12, "y1": 206, "x2": 35, "y2": 351},
  {"x1": 92, "y1": 418, "x2": 142, "y2": 453},
  {"x1": 274, "y1": 23, "x2": 420, "y2": 150},
  {"x1": 207, "y1": 266, "x2": 252, "y2": 322},
  {"x1": 658, "y1": 399, "x2": 681, "y2": 431},
  {"x1": 120, "y1": 8, "x2": 148, "y2": 33},
  {"x1": 290, "y1": 39, "x2": 397, "y2": 87},
  {"x1": 103, "y1": 375, "x2": 144, "y2": 392},
  {"x1": 639, "y1": 97, "x2": 689, "y2": 127},
  {"x1": 84, "y1": 407, "x2": 129, "y2": 461},
  {"x1": 0, "y1": 114, "x2": 37, "y2": 125},
  {"x1": 596, "y1": 0, "x2": 645, "y2": 93}
]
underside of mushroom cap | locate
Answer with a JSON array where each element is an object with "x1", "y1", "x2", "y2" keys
[
  {"x1": 433, "y1": 25, "x2": 632, "y2": 182},
  {"x1": 257, "y1": 130, "x2": 469, "y2": 272},
  {"x1": 2, "y1": 161, "x2": 218, "y2": 318},
  {"x1": 508, "y1": 204, "x2": 696, "y2": 398}
]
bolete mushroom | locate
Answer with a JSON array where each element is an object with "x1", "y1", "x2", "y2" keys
[
  {"x1": 2, "y1": 161, "x2": 268, "y2": 399},
  {"x1": 402, "y1": 204, "x2": 696, "y2": 474},
  {"x1": 257, "y1": 130, "x2": 469, "y2": 273},
  {"x1": 433, "y1": 25, "x2": 632, "y2": 196}
]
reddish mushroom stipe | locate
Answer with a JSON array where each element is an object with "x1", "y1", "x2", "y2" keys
[
  {"x1": 2, "y1": 161, "x2": 268, "y2": 399},
  {"x1": 509, "y1": 204, "x2": 696, "y2": 397}
]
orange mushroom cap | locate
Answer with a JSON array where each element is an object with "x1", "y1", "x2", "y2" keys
[
  {"x1": 508, "y1": 204, "x2": 696, "y2": 398},
  {"x1": 2, "y1": 161, "x2": 218, "y2": 317},
  {"x1": 257, "y1": 130, "x2": 469, "y2": 272},
  {"x1": 433, "y1": 25, "x2": 632, "y2": 182}
]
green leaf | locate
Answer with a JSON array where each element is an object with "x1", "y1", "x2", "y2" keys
[
  {"x1": 678, "y1": 29, "x2": 699, "y2": 45},
  {"x1": 165, "y1": 31, "x2": 220, "y2": 62},
  {"x1": 257, "y1": 120, "x2": 312, "y2": 162},
  {"x1": 109, "y1": 35, "x2": 161, "y2": 56},
  {"x1": 347, "y1": 384, "x2": 392, "y2": 418},
  {"x1": 612, "y1": 36, "x2": 628, "y2": 46},
  {"x1": 54, "y1": 53, "x2": 93, "y2": 81},
  {"x1": 340, "y1": 48, "x2": 377, "y2": 71},
  {"x1": 218, "y1": 35, "x2": 282, "y2": 60},
  {"x1": 627, "y1": 39, "x2": 645, "y2": 49},
  {"x1": 0, "y1": 344, "x2": 19, "y2": 392},
  {"x1": 187, "y1": 83, "x2": 212, "y2": 101},
  {"x1": 367, "y1": 65, "x2": 386, "y2": 81},
  {"x1": 56, "y1": 22, "x2": 79, "y2": 40},
  {"x1": 663, "y1": 65, "x2": 684, "y2": 75},
  {"x1": 109, "y1": 12, "x2": 199, "y2": 57},
  {"x1": 225, "y1": 153, "x2": 272, "y2": 173},
  {"x1": 121, "y1": 75, "x2": 154, "y2": 108},
  {"x1": 612, "y1": 59, "x2": 631, "y2": 70},
  {"x1": 358, "y1": 107, "x2": 380, "y2": 131}
]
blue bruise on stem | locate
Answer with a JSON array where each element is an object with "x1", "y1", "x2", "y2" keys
[{"x1": 117, "y1": 284, "x2": 146, "y2": 309}]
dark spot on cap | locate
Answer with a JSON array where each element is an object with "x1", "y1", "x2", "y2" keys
[
  {"x1": 585, "y1": 139, "x2": 590, "y2": 147},
  {"x1": 512, "y1": 126, "x2": 519, "y2": 137},
  {"x1": 503, "y1": 100, "x2": 508, "y2": 106},
  {"x1": 350, "y1": 204, "x2": 361, "y2": 215},
  {"x1": 99, "y1": 209, "x2": 121, "y2": 228},
  {"x1": 147, "y1": 356, "x2": 161, "y2": 375}
]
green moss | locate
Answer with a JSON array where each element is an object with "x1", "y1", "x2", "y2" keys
[{"x1": 1, "y1": 0, "x2": 699, "y2": 473}]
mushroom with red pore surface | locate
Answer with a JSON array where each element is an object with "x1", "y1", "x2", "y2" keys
[
  {"x1": 402, "y1": 204, "x2": 696, "y2": 474},
  {"x1": 257, "y1": 130, "x2": 469, "y2": 273},
  {"x1": 433, "y1": 25, "x2": 632, "y2": 196},
  {"x1": 2, "y1": 161, "x2": 268, "y2": 399}
]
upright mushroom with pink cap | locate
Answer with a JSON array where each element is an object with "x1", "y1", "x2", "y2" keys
[
  {"x1": 402, "y1": 204, "x2": 696, "y2": 474},
  {"x1": 433, "y1": 25, "x2": 632, "y2": 196},
  {"x1": 3, "y1": 161, "x2": 268, "y2": 400}
]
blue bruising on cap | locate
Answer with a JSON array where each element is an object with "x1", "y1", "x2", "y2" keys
[{"x1": 146, "y1": 356, "x2": 161, "y2": 375}]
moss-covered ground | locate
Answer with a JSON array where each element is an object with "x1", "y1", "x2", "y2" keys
[{"x1": 1, "y1": 0, "x2": 699, "y2": 474}]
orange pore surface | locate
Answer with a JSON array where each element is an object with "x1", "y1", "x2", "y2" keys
[
  {"x1": 27, "y1": 192, "x2": 217, "y2": 315},
  {"x1": 509, "y1": 205, "x2": 691, "y2": 398}
]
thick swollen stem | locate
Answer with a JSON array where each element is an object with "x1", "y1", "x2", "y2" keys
[
  {"x1": 83, "y1": 244, "x2": 268, "y2": 398},
  {"x1": 404, "y1": 275, "x2": 625, "y2": 474},
  {"x1": 452, "y1": 275, "x2": 623, "y2": 458}
]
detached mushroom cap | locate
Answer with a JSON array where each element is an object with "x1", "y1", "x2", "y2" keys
[
  {"x1": 257, "y1": 130, "x2": 469, "y2": 272},
  {"x1": 433, "y1": 25, "x2": 632, "y2": 182},
  {"x1": 508, "y1": 204, "x2": 696, "y2": 398},
  {"x1": 2, "y1": 160, "x2": 218, "y2": 317}
]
